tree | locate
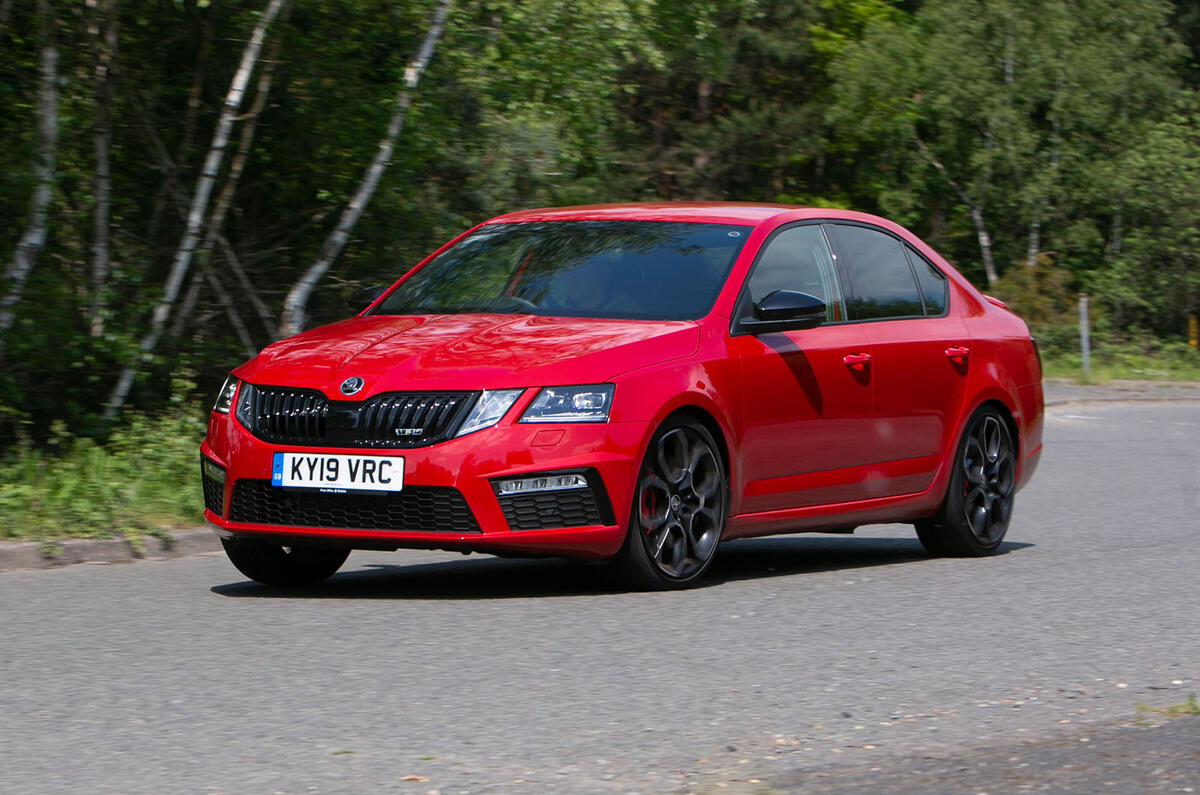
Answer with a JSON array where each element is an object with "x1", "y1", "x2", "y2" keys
[
  {"x1": 104, "y1": 0, "x2": 290, "y2": 418},
  {"x1": 829, "y1": 0, "x2": 1183, "y2": 289},
  {"x1": 86, "y1": 0, "x2": 120, "y2": 337},
  {"x1": 0, "y1": 0, "x2": 58, "y2": 363},
  {"x1": 279, "y1": 0, "x2": 451, "y2": 338}
]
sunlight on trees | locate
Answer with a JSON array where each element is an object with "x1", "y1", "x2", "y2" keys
[{"x1": 0, "y1": 0, "x2": 1197, "y2": 444}]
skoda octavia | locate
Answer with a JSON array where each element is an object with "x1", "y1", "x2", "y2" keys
[{"x1": 201, "y1": 203, "x2": 1043, "y2": 589}]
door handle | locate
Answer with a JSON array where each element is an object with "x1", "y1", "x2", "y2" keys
[
  {"x1": 842, "y1": 352, "x2": 872, "y2": 370},
  {"x1": 945, "y1": 346, "x2": 970, "y2": 363}
]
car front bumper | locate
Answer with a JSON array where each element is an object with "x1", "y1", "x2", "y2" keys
[{"x1": 200, "y1": 411, "x2": 647, "y2": 559}]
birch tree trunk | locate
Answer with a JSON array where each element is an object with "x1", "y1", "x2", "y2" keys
[
  {"x1": 88, "y1": 0, "x2": 119, "y2": 336},
  {"x1": 278, "y1": 0, "x2": 451, "y2": 338},
  {"x1": 914, "y1": 133, "x2": 999, "y2": 286},
  {"x1": 104, "y1": 0, "x2": 288, "y2": 419},
  {"x1": 171, "y1": 14, "x2": 288, "y2": 347},
  {"x1": 968, "y1": 206, "x2": 999, "y2": 286},
  {"x1": 134, "y1": 83, "x2": 281, "y2": 348},
  {"x1": 0, "y1": 0, "x2": 59, "y2": 364}
]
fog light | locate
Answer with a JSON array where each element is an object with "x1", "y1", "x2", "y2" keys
[
  {"x1": 202, "y1": 458, "x2": 226, "y2": 484},
  {"x1": 495, "y1": 473, "x2": 588, "y2": 495}
]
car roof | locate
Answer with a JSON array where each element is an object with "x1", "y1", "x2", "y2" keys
[{"x1": 485, "y1": 202, "x2": 884, "y2": 227}]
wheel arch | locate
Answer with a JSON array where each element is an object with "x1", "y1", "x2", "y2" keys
[
  {"x1": 924, "y1": 392, "x2": 1021, "y2": 516},
  {"x1": 963, "y1": 393, "x2": 1021, "y2": 463},
  {"x1": 975, "y1": 397, "x2": 1020, "y2": 461},
  {"x1": 660, "y1": 404, "x2": 733, "y2": 487}
]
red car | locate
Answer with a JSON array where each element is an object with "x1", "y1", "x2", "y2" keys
[{"x1": 201, "y1": 203, "x2": 1043, "y2": 589}]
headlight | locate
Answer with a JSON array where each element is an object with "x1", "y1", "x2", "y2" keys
[
  {"x1": 520, "y1": 385, "x2": 614, "y2": 423},
  {"x1": 234, "y1": 382, "x2": 256, "y2": 428},
  {"x1": 213, "y1": 376, "x2": 238, "y2": 414},
  {"x1": 455, "y1": 389, "x2": 524, "y2": 437}
]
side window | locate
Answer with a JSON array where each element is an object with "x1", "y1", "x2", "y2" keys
[
  {"x1": 743, "y1": 225, "x2": 845, "y2": 322},
  {"x1": 906, "y1": 245, "x2": 948, "y2": 315},
  {"x1": 829, "y1": 224, "x2": 924, "y2": 320}
]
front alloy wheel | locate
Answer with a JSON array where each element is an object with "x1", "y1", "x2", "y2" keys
[
  {"x1": 916, "y1": 406, "x2": 1016, "y2": 556},
  {"x1": 618, "y1": 418, "x2": 727, "y2": 589}
]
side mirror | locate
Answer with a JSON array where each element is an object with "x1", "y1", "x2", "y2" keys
[
  {"x1": 740, "y1": 290, "x2": 826, "y2": 334},
  {"x1": 347, "y1": 285, "x2": 387, "y2": 312}
]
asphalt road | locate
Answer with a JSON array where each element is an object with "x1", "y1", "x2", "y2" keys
[{"x1": 2, "y1": 401, "x2": 1198, "y2": 794}]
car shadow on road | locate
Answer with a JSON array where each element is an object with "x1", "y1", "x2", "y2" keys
[
  {"x1": 210, "y1": 535, "x2": 1033, "y2": 600},
  {"x1": 713, "y1": 535, "x2": 1032, "y2": 581}
]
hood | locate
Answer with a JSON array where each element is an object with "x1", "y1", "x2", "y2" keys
[{"x1": 235, "y1": 314, "x2": 699, "y2": 397}]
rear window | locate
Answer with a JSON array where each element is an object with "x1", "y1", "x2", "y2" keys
[
  {"x1": 907, "y1": 245, "x2": 948, "y2": 315},
  {"x1": 828, "y1": 224, "x2": 924, "y2": 320}
]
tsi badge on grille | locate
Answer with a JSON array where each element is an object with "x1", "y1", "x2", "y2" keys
[{"x1": 340, "y1": 376, "x2": 364, "y2": 396}]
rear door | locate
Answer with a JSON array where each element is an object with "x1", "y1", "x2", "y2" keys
[
  {"x1": 730, "y1": 223, "x2": 872, "y2": 512},
  {"x1": 826, "y1": 223, "x2": 970, "y2": 499}
]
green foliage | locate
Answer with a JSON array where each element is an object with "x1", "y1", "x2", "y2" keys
[
  {"x1": 989, "y1": 258, "x2": 1077, "y2": 328},
  {"x1": 0, "y1": 402, "x2": 207, "y2": 541},
  {"x1": 830, "y1": 0, "x2": 1185, "y2": 280}
]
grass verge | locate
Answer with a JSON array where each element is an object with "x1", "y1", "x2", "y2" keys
[
  {"x1": 1040, "y1": 339, "x2": 1200, "y2": 383},
  {"x1": 0, "y1": 409, "x2": 206, "y2": 543}
]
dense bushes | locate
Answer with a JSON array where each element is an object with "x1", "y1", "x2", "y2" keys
[{"x1": 0, "y1": 393, "x2": 206, "y2": 541}]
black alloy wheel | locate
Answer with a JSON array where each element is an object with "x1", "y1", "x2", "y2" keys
[
  {"x1": 618, "y1": 418, "x2": 727, "y2": 589},
  {"x1": 220, "y1": 537, "x2": 350, "y2": 587},
  {"x1": 916, "y1": 406, "x2": 1016, "y2": 556}
]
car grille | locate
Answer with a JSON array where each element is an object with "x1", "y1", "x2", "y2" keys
[
  {"x1": 240, "y1": 386, "x2": 478, "y2": 448},
  {"x1": 229, "y1": 479, "x2": 481, "y2": 533}
]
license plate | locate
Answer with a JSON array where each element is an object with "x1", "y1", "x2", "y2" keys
[{"x1": 272, "y1": 452, "x2": 404, "y2": 493}]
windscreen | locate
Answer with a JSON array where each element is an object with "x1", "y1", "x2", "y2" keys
[{"x1": 371, "y1": 220, "x2": 751, "y2": 321}]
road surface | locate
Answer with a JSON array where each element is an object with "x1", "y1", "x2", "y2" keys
[{"x1": 2, "y1": 401, "x2": 1198, "y2": 793}]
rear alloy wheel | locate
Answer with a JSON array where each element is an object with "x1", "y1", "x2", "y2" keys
[
  {"x1": 618, "y1": 418, "x2": 727, "y2": 589},
  {"x1": 220, "y1": 537, "x2": 350, "y2": 587},
  {"x1": 916, "y1": 406, "x2": 1016, "y2": 556}
]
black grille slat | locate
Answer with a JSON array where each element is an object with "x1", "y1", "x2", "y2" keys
[
  {"x1": 411, "y1": 397, "x2": 432, "y2": 431},
  {"x1": 360, "y1": 398, "x2": 381, "y2": 439},
  {"x1": 498, "y1": 490, "x2": 604, "y2": 531},
  {"x1": 393, "y1": 398, "x2": 414, "y2": 430},
  {"x1": 384, "y1": 398, "x2": 405, "y2": 440},
  {"x1": 229, "y1": 479, "x2": 480, "y2": 533},
  {"x1": 435, "y1": 398, "x2": 459, "y2": 429},
  {"x1": 242, "y1": 386, "x2": 476, "y2": 448}
]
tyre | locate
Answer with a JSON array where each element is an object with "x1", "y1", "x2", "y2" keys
[
  {"x1": 220, "y1": 537, "x2": 350, "y2": 587},
  {"x1": 617, "y1": 417, "x2": 728, "y2": 589},
  {"x1": 916, "y1": 405, "x2": 1017, "y2": 556}
]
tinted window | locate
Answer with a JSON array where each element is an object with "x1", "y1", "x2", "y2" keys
[
  {"x1": 829, "y1": 224, "x2": 923, "y2": 320},
  {"x1": 372, "y1": 221, "x2": 750, "y2": 321},
  {"x1": 743, "y1": 224, "x2": 844, "y2": 322},
  {"x1": 907, "y1": 245, "x2": 948, "y2": 315}
]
